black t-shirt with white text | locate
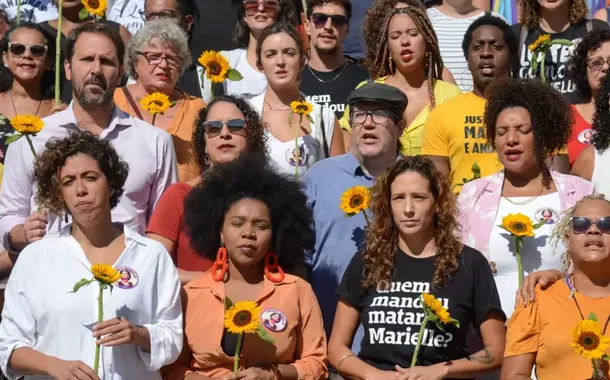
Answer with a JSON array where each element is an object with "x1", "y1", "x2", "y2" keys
[
  {"x1": 300, "y1": 62, "x2": 369, "y2": 119},
  {"x1": 512, "y1": 20, "x2": 609, "y2": 104},
  {"x1": 337, "y1": 245, "x2": 504, "y2": 377}
]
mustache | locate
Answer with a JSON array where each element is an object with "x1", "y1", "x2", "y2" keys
[{"x1": 85, "y1": 75, "x2": 107, "y2": 89}]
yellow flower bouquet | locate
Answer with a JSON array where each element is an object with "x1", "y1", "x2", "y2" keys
[
  {"x1": 140, "y1": 92, "x2": 173, "y2": 126},
  {"x1": 340, "y1": 185, "x2": 371, "y2": 225},
  {"x1": 528, "y1": 34, "x2": 572, "y2": 83},
  {"x1": 72, "y1": 264, "x2": 121, "y2": 374},
  {"x1": 572, "y1": 313, "x2": 610, "y2": 379},
  {"x1": 224, "y1": 298, "x2": 275, "y2": 373},
  {"x1": 198, "y1": 51, "x2": 243, "y2": 100},
  {"x1": 499, "y1": 213, "x2": 546, "y2": 287},
  {"x1": 289, "y1": 100, "x2": 314, "y2": 178},
  {"x1": 411, "y1": 293, "x2": 460, "y2": 367}
]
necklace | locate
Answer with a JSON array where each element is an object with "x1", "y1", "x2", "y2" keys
[
  {"x1": 568, "y1": 275, "x2": 610, "y2": 331},
  {"x1": 306, "y1": 62, "x2": 348, "y2": 83},
  {"x1": 10, "y1": 90, "x2": 42, "y2": 117},
  {"x1": 503, "y1": 185, "x2": 545, "y2": 206},
  {"x1": 264, "y1": 99, "x2": 292, "y2": 111}
]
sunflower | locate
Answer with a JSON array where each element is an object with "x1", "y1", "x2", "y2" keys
[
  {"x1": 572, "y1": 319, "x2": 610, "y2": 360},
  {"x1": 82, "y1": 0, "x2": 107, "y2": 17},
  {"x1": 501, "y1": 213, "x2": 535, "y2": 237},
  {"x1": 224, "y1": 301, "x2": 261, "y2": 334},
  {"x1": 290, "y1": 101, "x2": 313, "y2": 116},
  {"x1": 198, "y1": 51, "x2": 230, "y2": 83},
  {"x1": 10, "y1": 115, "x2": 44, "y2": 134},
  {"x1": 437, "y1": 309, "x2": 451, "y2": 324},
  {"x1": 91, "y1": 264, "x2": 120, "y2": 285},
  {"x1": 529, "y1": 34, "x2": 551, "y2": 52},
  {"x1": 422, "y1": 293, "x2": 444, "y2": 313},
  {"x1": 141, "y1": 92, "x2": 171, "y2": 115},
  {"x1": 340, "y1": 186, "x2": 370, "y2": 216}
]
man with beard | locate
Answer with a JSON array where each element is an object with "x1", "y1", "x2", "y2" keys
[
  {"x1": 0, "y1": 22, "x2": 178, "y2": 255},
  {"x1": 300, "y1": 0, "x2": 369, "y2": 124}
]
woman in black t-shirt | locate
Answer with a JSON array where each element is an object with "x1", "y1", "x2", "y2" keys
[{"x1": 329, "y1": 156, "x2": 506, "y2": 380}]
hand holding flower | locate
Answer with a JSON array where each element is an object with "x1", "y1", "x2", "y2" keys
[
  {"x1": 46, "y1": 358, "x2": 100, "y2": 380},
  {"x1": 395, "y1": 364, "x2": 448, "y2": 380},
  {"x1": 23, "y1": 209, "x2": 48, "y2": 244},
  {"x1": 93, "y1": 317, "x2": 151, "y2": 351},
  {"x1": 222, "y1": 367, "x2": 276, "y2": 380}
]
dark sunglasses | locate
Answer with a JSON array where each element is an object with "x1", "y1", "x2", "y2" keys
[
  {"x1": 243, "y1": 0, "x2": 279, "y2": 15},
  {"x1": 203, "y1": 119, "x2": 247, "y2": 137},
  {"x1": 311, "y1": 13, "x2": 348, "y2": 28},
  {"x1": 570, "y1": 216, "x2": 610, "y2": 234},
  {"x1": 8, "y1": 42, "x2": 48, "y2": 58}
]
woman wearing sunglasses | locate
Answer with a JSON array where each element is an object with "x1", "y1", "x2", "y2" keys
[
  {"x1": 199, "y1": 0, "x2": 297, "y2": 103},
  {"x1": 146, "y1": 95, "x2": 267, "y2": 285},
  {"x1": 502, "y1": 195, "x2": 610, "y2": 379}
]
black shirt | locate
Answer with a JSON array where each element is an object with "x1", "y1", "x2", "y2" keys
[
  {"x1": 300, "y1": 62, "x2": 369, "y2": 118},
  {"x1": 190, "y1": 0, "x2": 240, "y2": 65},
  {"x1": 512, "y1": 20, "x2": 610, "y2": 104},
  {"x1": 337, "y1": 245, "x2": 504, "y2": 377}
]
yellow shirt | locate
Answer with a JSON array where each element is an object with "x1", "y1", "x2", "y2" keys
[
  {"x1": 339, "y1": 78, "x2": 461, "y2": 156},
  {"x1": 421, "y1": 92, "x2": 502, "y2": 193}
]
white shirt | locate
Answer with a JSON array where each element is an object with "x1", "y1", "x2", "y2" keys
[
  {"x1": 0, "y1": 104, "x2": 178, "y2": 252},
  {"x1": 0, "y1": 225, "x2": 183, "y2": 380},
  {"x1": 489, "y1": 194, "x2": 566, "y2": 318},
  {"x1": 0, "y1": 0, "x2": 57, "y2": 23},
  {"x1": 106, "y1": 0, "x2": 145, "y2": 34},
  {"x1": 592, "y1": 148, "x2": 610, "y2": 197}
]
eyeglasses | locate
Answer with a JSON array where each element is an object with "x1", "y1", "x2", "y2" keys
[
  {"x1": 139, "y1": 9, "x2": 179, "y2": 20},
  {"x1": 586, "y1": 57, "x2": 610, "y2": 73},
  {"x1": 311, "y1": 13, "x2": 348, "y2": 28},
  {"x1": 570, "y1": 216, "x2": 610, "y2": 234},
  {"x1": 203, "y1": 119, "x2": 247, "y2": 137},
  {"x1": 136, "y1": 51, "x2": 181, "y2": 68},
  {"x1": 350, "y1": 109, "x2": 393, "y2": 126},
  {"x1": 8, "y1": 42, "x2": 48, "y2": 58},
  {"x1": 243, "y1": 0, "x2": 279, "y2": 16}
]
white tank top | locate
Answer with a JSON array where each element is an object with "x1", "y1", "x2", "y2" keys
[
  {"x1": 592, "y1": 148, "x2": 610, "y2": 197},
  {"x1": 249, "y1": 92, "x2": 335, "y2": 177}
]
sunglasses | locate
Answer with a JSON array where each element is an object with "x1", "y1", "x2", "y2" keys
[
  {"x1": 8, "y1": 42, "x2": 48, "y2": 58},
  {"x1": 311, "y1": 13, "x2": 348, "y2": 28},
  {"x1": 570, "y1": 216, "x2": 610, "y2": 234},
  {"x1": 203, "y1": 119, "x2": 247, "y2": 137},
  {"x1": 243, "y1": 0, "x2": 279, "y2": 16}
]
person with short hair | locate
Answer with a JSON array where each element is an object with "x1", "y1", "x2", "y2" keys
[
  {"x1": 0, "y1": 130, "x2": 183, "y2": 380},
  {"x1": 0, "y1": 23, "x2": 178, "y2": 255}
]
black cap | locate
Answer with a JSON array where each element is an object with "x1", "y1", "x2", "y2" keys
[{"x1": 347, "y1": 82, "x2": 408, "y2": 116}]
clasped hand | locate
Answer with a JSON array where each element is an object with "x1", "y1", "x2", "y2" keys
[{"x1": 93, "y1": 317, "x2": 141, "y2": 347}]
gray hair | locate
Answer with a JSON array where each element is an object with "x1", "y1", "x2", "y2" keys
[{"x1": 124, "y1": 20, "x2": 191, "y2": 79}]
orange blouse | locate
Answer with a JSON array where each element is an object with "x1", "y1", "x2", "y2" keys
[
  {"x1": 161, "y1": 272, "x2": 328, "y2": 380},
  {"x1": 113, "y1": 88, "x2": 204, "y2": 182}
]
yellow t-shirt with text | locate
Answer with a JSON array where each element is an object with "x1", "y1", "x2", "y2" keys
[{"x1": 421, "y1": 92, "x2": 502, "y2": 193}]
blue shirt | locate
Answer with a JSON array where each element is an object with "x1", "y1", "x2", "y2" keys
[
  {"x1": 304, "y1": 152, "x2": 371, "y2": 353},
  {"x1": 343, "y1": 0, "x2": 374, "y2": 59}
]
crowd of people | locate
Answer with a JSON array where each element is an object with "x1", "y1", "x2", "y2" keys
[{"x1": 0, "y1": 0, "x2": 610, "y2": 379}]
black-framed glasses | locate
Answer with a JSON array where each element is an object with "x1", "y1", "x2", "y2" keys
[
  {"x1": 586, "y1": 57, "x2": 610, "y2": 73},
  {"x1": 136, "y1": 51, "x2": 181, "y2": 68},
  {"x1": 8, "y1": 42, "x2": 48, "y2": 58},
  {"x1": 570, "y1": 216, "x2": 610, "y2": 234},
  {"x1": 350, "y1": 109, "x2": 393, "y2": 126},
  {"x1": 203, "y1": 119, "x2": 247, "y2": 137},
  {"x1": 139, "y1": 9, "x2": 179, "y2": 20},
  {"x1": 243, "y1": 0, "x2": 279, "y2": 16},
  {"x1": 311, "y1": 13, "x2": 348, "y2": 28}
]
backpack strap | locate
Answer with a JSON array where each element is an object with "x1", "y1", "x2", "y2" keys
[{"x1": 121, "y1": 87, "x2": 144, "y2": 120}]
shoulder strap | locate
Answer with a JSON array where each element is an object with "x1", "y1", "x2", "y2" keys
[
  {"x1": 319, "y1": 108, "x2": 330, "y2": 158},
  {"x1": 518, "y1": 25, "x2": 528, "y2": 63},
  {"x1": 121, "y1": 87, "x2": 145, "y2": 120},
  {"x1": 586, "y1": 19, "x2": 593, "y2": 32}
]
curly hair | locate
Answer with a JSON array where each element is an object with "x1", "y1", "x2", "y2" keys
[
  {"x1": 592, "y1": 73, "x2": 610, "y2": 151},
  {"x1": 362, "y1": 156, "x2": 463, "y2": 290},
  {"x1": 362, "y1": 0, "x2": 443, "y2": 108},
  {"x1": 233, "y1": 0, "x2": 298, "y2": 48},
  {"x1": 568, "y1": 29, "x2": 610, "y2": 102},
  {"x1": 183, "y1": 153, "x2": 313, "y2": 271},
  {"x1": 519, "y1": 0, "x2": 589, "y2": 30},
  {"x1": 33, "y1": 130, "x2": 129, "y2": 217},
  {"x1": 192, "y1": 95, "x2": 267, "y2": 171},
  {"x1": 484, "y1": 78, "x2": 572, "y2": 187}
]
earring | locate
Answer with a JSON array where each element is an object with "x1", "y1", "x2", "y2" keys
[
  {"x1": 204, "y1": 153, "x2": 210, "y2": 166},
  {"x1": 264, "y1": 251, "x2": 285, "y2": 283},
  {"x1": 212, "y1": 244, "x2": 228, "y2": 282}
]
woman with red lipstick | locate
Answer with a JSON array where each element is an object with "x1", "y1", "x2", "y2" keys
[
  {"x1": 114, "y1": 20, "x2": 204, "y2": 182},
  {"x1": 339, "y1": 0, "x2": 462, "y2": 156},
  {"x1": 458, "y1": 78, "x2": 593, "y2": 319}
]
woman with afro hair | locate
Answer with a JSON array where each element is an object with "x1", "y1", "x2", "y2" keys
[
  {"x1": 161, "y1": 153, "x2": 328, "y2": 380},
  {"x1": 458, "y1": 78, "x2": 593, "y2": 319}
]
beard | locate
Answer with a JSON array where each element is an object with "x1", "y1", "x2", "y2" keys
[
  {"x1": 313, "y1": 41, "x2": 338, "y2": 56},
  {"x1": 73, "y1": 74, "x2": 115, "y2": 108}
]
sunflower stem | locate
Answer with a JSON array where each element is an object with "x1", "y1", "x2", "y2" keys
[
  {"x1": 94, "y1": 283, "x2": 104, "y2": 374},
  {"x1": 55, "y1": 0, "x2": 63, "y2": 106},
  {"x1": 362, "y1": 209, "x2": 371, "y2": 226},
  {"x1": 25, "y1": 135, "x2": 42, "y2": 212},
  {"x1": 234, "y1": 332, "x2": 243, "y2": 373},
  {"x1": 151, "y1": 114, "x2": 156, "y2": 126},
  {"x1": 410, "y1": 314, "x2": 429, "y2": 368},
  {"x1": 16, "y1": 0, "x2": 21, "y2": 24},
  {"x1": 540, "y1": 51, "x2": 546, "y2": 83},
  {"x1": 515, "y1": 236, "x2": 523, "y2": 287},
  {"x1": 294, "y1": 114, "x2": 302, "y2": 179}
]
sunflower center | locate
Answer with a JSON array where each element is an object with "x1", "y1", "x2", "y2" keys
[
  {"x1": 209, "y1": 62, "x2": 221, "y2": 75},
  {"x1": 90, "y1": 0, "x2": 100, "y2": 8},
  {"x1": 152, "y1": 100, "x2": 162, "y2": 107},
  {"x1": 23, "y1": 123, "x2": 33, "y2": 128},
  {"x1": 580, "y1": 332, "x2": 601, "y2": 349},
  {"x1": 232, "y1": 310, "x2": 253, "y2": 328},
  {"x1": 296, "y1": 105, "x2": 308, "y2": 112},
  {"x1": 349, "y1": 195, "x2": 363, "y2": 208},
  {"x1": 510, "y1": 222, "x2": 526, "y2": 232}
]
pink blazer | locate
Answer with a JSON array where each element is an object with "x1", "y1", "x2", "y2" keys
[{"x1": 457, "y1": 170, "x2": 594, "y2": 260}]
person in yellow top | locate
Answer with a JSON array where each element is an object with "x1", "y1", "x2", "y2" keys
[{"x1": 339, "y1": 0, "x2": 461, "y2": 156}]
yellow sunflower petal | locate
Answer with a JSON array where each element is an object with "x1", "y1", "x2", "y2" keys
[
  {"x1": 141, "y1": 92, "x2": 171, "y2": 115},
  {"x1": 10, "y1": 115, "x2": 44, "y2": 135},
  {"x1": 82, "y1": 0, "x2": 107, "y2": 17},
  {"x1": 198, "y1": 51, "x2": 230, "y2": 83},
  {"x1": 437, "y1": 309, "x2": 451, "y2": 324},
  {"x1": 224, "y1": 300, "x2": 261, "y2": 334},
  {"x1": 290, "y1": 101, "x2": 313, "y2": 116},
  {"x1": 340, "y1": 186, "x2": 370, "y2": 216},
  {"x1": 528, "y1": 34, "x2": 551, "y2": 52},
  {"x1": 501, "y1": 213, "x2": 535, "y2": 237},
  {"x1": 571, "y1": 319, "x2": 610, "y2": 360},
  {"x1": 91, "y1": 264, "x2": 120, "y2": 285}
]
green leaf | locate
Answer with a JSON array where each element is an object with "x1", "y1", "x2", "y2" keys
[
  {"x1": 530, "y1": 56, "x2": 539, "y2": 73},
  {"x1": 306, "y1": 115, "x2": 314, "y2": 124},
  {"x1": 472, "y1": 162, "x2": 481, "y2": 178},
  {"x1": 169, "y1": 101, "x2": 177, "y2": 107},
  {"x1": 451, "y1": 317, "x2": 461, "y2": 328},
  {"x1": 5, "y1": 133, "x2": 23, "y2": 144},
  {"x1": 100, "y1": 283, "x2": 108, "y2": 290},
  {"x1": 602, "y1": 354, "x2": 610, "y2": 361},
  {"x1": 108, "y1": 284, "x2": 114, "y2": 294},
  {"x1": 226, "y1": 68, "x2": 243, "y2": 81},
  {"x1": 71, "y1": 278, "x2": 93, "y2": 293},
  {"x1": 434, "y1": 320, "x2": 446, "y2": 332},
  {"x1": 552, "y1": 39, "x2": 573, "y2": 46},
  {"x1": 224, "y1": 296, "x2": 234, "y2": 310},
  {"x1": 462, "y1": 178, "x2": 469, "y2": 184},
  {"x1": 589, "y1": 312, "x2": 598, "y2": 322},
  {"x1": 79, "y1": 8, "x2": 89, "y2": 20},
  {"x1": 533, "y1": 219, "x2": 547, "y2": 229},
  {"x1": 256, "y1": 323, "x2": 276, "y2": 344}
]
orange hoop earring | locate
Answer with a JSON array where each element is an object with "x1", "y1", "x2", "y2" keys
[
  {"x1": 264, "y1": 251, "x2": 285, "y2": 283},
  {"x1": 212, "y1": 246, "x2": 229, "y2": 282}
]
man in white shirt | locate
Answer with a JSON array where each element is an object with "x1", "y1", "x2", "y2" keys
[{"x1": 0, "y1": 22, "x2": 178, "y2": 255}]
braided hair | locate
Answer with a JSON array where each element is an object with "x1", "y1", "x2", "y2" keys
[{"x1": 367, "y1": 2, "x2": 443, "y2": 108}]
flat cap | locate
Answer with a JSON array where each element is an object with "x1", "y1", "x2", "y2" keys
[{"x1": 347, "y1": 82, "x2": 408, "y2": 115}]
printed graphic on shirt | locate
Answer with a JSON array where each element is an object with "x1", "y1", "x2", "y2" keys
[
  {"x1": 534, "y1": 207, "x2": 559, "y2": 224},
  {"x1": 0, "y1": 0, "x2": 57, "y2": 22},
  {"x1": 261, "y1": 308, "x2": 287, "y2": 332},
  {"x1": 578, "y1": 129, "x2": 595, "y2": 145},
  {"x1": 116, "y1": 266, "x2": 139, "y2": 289},
  {"x1": 107, "y1": 0, "x2": 145, "y2": 35},
  {"x1": 305, "y1": 94, "x2": 346, "y2": 118},
  {"x1": 285, "y1": 143, "x2": 308, "y2": 168}
]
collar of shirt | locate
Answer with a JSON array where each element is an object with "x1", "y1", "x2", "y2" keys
[
  {"x1": 57, "y1": 222, "x2": 149, "y2": 247},
  {"x1": 56, "y1": 102, "x2": 133, "y2": 138},
  {"x1": 341, "y1": 151, "x2": 402, "y2": 179}
]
